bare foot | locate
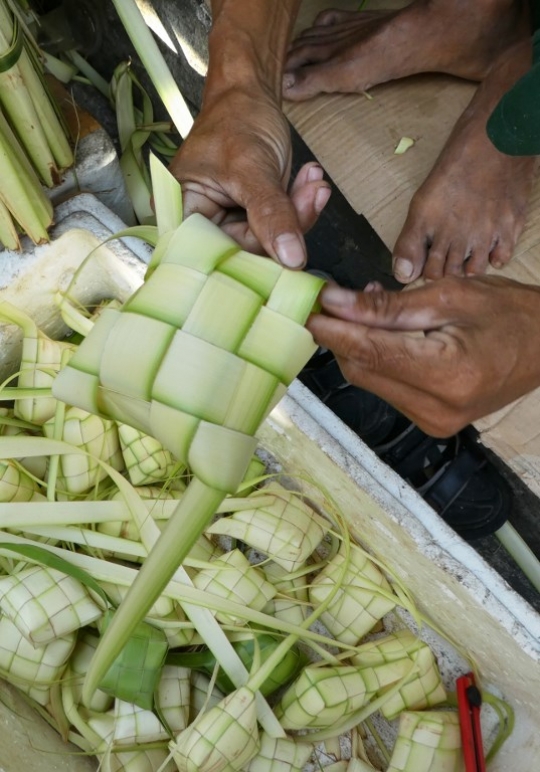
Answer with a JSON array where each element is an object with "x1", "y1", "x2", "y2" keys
[
  {"x1": 284, "y1": 0, "x2": 536, "y2": 281},
  {"x1": 392, "y1": 39, "x2": 538, "y2": 283},
  {"x1": 284, "y1": 0, "x2": 528, "y2": 100}
]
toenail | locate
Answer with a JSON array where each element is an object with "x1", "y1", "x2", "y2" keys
[
  {"x1": 283, "y1": 73, "x2": 295, "y2": 90},
  {"x1": 394, "y1": 257, "x2": 414, "y2": 280},
  {"x1": 307, "y1": 164, "x2": 324, "y2": 183}
]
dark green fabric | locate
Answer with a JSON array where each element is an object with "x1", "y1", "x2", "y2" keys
[
  {"x1": 486, "y1": 28, "x2": 540, "y2": 156},
  {"x1": 532, "y1": 0, "x2": 540, "y2": 34}
]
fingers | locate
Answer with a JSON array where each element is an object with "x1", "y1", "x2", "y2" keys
[
  {"x1": 233, "y1": 162, "x2": 330, "y2": 268},
  {"x1": 306, "y1": 313, "x2": 437, "y2": 371},
  {"x1": 289, "y1": 162, "x2": 332, "y2": 234},
  {"x1": 316, "y1": 282, "x2": 463, "y2": 330},
  {"x1": 306, "y1": 313, "x2": 472, "y2": 436}
]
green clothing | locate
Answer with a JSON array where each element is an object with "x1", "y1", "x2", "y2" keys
[{"x1": 487, "y1": 17, "x2": 540, "y2": 157}]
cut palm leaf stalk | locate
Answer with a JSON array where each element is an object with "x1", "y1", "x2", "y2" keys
[
  {"x1": 0, "y1": 195, "x2": 20, "y2": 250},
  {"x1": 205, "y1": 481, "x2": 331, "y2": 572},
  {"x1": 0, "y1": 107, "x2": 53, "y2": 246},
  {"x1": 52, "y1": 161, "x2": 325, "y2": 709},
  {"x1": 0, "y1": 1, "x2": 73, "y2": 184},
  {"x1": 111, "y1": 61, "x2": 155, "y2": 224},
  {"x1": 493, "y1": 520, "x2": 540, "y2": 594},
  {"x1": 110, "y1": 0, "x2": 194, "y2": 138},
  {"x1": 386, "y1": 710, "x2": 463, "y2": 772},
  {"x1": 65, "y1": 49, "x2": 111, "y2": 100},
  {"x1": 350, "y1": 630, "x2": 447, "y2": 719},
  {"x1": 0, "y1": 301, "x2": 75, "y2": 424},
  {"x1": 41, "y1": 50, "x2": 77, "y2": 85}
]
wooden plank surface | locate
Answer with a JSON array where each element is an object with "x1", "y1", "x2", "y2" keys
[{"x1": 287, "y1": 0, "x2": 540, "y2": 494}]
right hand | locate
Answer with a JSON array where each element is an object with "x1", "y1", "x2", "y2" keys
[
  {"x1": 307, "y1": 275, "x2": 540, "y2": 436},
  {"x1": 168, "y1": 87, "x2": 331, "y2": 268}
]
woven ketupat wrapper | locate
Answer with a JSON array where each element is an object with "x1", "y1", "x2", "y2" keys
[{"x1": 53, "y1": 213, "x2": 324, "y2": 494}]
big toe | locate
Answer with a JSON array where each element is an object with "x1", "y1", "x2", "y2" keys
[{"x1": 392, "y1": 226, "x2": 429, "y2": 284}]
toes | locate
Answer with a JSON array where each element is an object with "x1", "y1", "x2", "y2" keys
[
  {"x1": 464, "y1": 243, "x2": 491, "y2": 276},
  {"x1": 285, "y1": 44, "x2": 329, "y2": 72},
  {"x1": 312, "y1": 9, "x2": 378, "y2": 27},
  {"x1": 283, "y1": 62, "x2": 345, "y2": 101},
  {"x1": 443, "y1": 240, "x2": 471, "y2": 278},
  {"x1": 423, "y1": 246, "x2": 448, "y2": 281},
  {"x1": 313, "y1": 9, "x2": 348, "y2": 28},
  {"x1": 488, "y1": 239, "x2": 513, "y2": 270}
]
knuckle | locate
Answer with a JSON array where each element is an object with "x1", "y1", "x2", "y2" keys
[{"x1": 431, "y1": 276, "x2": 464, "y2": 309}]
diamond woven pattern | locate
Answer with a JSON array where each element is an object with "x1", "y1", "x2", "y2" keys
[{"x1": 53, "y1": 214, "x2": 323, "y2": 494}]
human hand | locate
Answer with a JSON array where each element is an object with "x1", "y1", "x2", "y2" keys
[
  {"x1": 307, "y1": 276, "x2": 540, "y2": 436},
  {"x1": 168, "y1": 88, "x2": 331, "y2": 268}
]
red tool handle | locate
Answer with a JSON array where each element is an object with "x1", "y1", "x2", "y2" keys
[{"x1": 457, "y1": 672, "x2": 486, "y2": 772}]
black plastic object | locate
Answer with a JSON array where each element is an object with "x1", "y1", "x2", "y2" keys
[
  {"x1": 298, "y1": 350, "x2": 512, "y2": 539},
  {"x1": 290, "y1": 125, "x2": 401, "y2": 292},
  {"x1": 298, "y1": 350, "x2": 401, "y2": 448}
]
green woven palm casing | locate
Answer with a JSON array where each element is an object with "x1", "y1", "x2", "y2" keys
[{"x1": 52, "y1": 213, "x2": 323, "y2": 494}]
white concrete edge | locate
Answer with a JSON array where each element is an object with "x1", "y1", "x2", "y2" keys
[
  {"x1": 53, "y1": 194, "x2": 152, "y2": 265},
  {"x1": 285, "y1": 379, "x2": 540, "y2": 652}
]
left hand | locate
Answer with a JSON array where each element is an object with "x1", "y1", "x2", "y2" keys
[
  {"x1": 168, "y1": 87, "x2": 330, "y2": 267},
  {"x1": 307, "y1": 276, "x2": 540, "y2": 436}
]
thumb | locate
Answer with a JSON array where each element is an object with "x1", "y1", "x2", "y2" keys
[{"x1": 244, "y1": 183, "x2": 309, "y2": 269}]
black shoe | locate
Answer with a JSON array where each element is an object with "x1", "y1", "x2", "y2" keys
[{"x1": 298, "y1": 351, "x2": 512, "y2": 539}]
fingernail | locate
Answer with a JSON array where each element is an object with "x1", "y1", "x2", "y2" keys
[
  {"x1": 321, "y1": 284, "x2": 352, "y2": 306},
  {"x1": 491, "y1": 259, "x2": 503, "y2": 270},
  {"x1": 315, "y1": 186, "x2": 331, "y2": 213},
  {"x1": 394, "y1": 257, "x2": 414, "y2": 281},
  {"x1": 275, "y1": 233, "x2": 306, "y2": 268}
]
